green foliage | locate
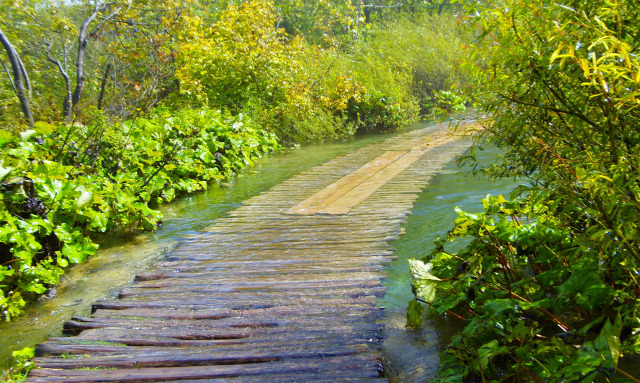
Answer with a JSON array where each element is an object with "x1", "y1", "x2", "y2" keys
[
  {"x1": 409, "y1": 0, "x2": 640, "y2": 381},
  {"x1": 0, "y1": 347, "x2": 34, "y2": 382},
  {"x1": 410, "y1": 194, "x2": 640, "y2": 381},
  {"x1": 353, "y1": 13, "x2": 472, "y2": 117},
  {"x1": 175, "y1": 1, "x2": 349, "y2": 142},
  {"x1": 0, "y1": 108, "x2": 277, "y2": 320},
  {"x1": 273, "y1": 0, "x2": 359, "y2": 46},
  {"x1": 0, "y1": 0, "x2": 194, "y2": 128},
  {"x1": 174, "y1": 0, "x2": 474, "y2": 143}
]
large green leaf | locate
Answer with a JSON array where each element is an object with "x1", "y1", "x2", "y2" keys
[
  {"x1": 0, "y1": 165, "x2": 12, "y2": 182},
  {"x1": 409, "y1": 259, "x2": 441, "y2": 303}
]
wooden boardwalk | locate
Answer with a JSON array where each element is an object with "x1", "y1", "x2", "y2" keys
[{"x1": 28, "y1": 123, "x2": 472, "y2": 382}]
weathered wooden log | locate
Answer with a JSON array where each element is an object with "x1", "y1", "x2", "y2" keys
[
  {"x1": 35, "y1": 335, "x2": 374, "y2": 357},
  {"x1": 44, "y1": 328, "x2": 381, "y2": 348},
  {"x1": 64, "y1": 313, "x2": 381, "y2": 333},
  {"x1": 133, "y1": 270, "x2": 382, "y2": 283},
  {"x1": 33, "y1": 345, "x2": 371, "y2": 369},
  {"x1": 28, "y1": 354, "x2": 382, "y2": 382},
  {"x1": 63, "y1": 319, "x2": 383, "y2": 341},
  {"x1": 117, "y1": 286, "x2": 387, "y2": 300},
  {"x1": 127, "y1": 278, "x2": 383, "y2": 290}
]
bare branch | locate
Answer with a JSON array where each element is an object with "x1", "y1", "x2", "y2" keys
[
  {"x1": 89, "y1": 4, "x2": 124, "y2": 37},
  {"x1": 46, "y1": 40, "x2": 73, "y2": 123},
  {"x1": 0, "y1": 58, "x2": 16, "y2": 90},
  {"x1": 71, "y1": 0, "x2": 105, "y2": 107}
]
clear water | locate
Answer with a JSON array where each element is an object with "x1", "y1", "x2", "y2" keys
[
  {"x1": 380, "y1": 147, "x2": 519, "y2": 312},
  {"x1": 380, "y1": 147, "x2": 520, "y2": 382},
  {"x1": 0, "y1": 123, "x2": 520, "y2": 381},
  {"x1": 0, "y1": 125, "x2": 405, "y2": 369}
]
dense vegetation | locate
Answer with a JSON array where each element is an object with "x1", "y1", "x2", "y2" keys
[
  {"x1": 1, "y1": 0, "x2": 468, "y2": 323},
  {"x1": 410, "y1": 0, "x2": 640, "y2": 381},
  {"x1": 1, "y1": 110, "x2": 277, "y2": 320}
]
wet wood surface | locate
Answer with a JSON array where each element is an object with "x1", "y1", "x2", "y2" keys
[{"x1": 29, "y1": 122, "x2": 473, "y2": 382}]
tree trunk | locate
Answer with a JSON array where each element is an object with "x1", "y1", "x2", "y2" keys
[
  {"x1": 97, "y1": 63, "x2": 112, "y2": 110},
  {"x1": 438, "y1": 0, "x2": 450, "y2": 15},
  {"x1": 71, "y1": 3, "x2": 101, "y2": 109},
  {"x1": 0, "y1": 27, "x2": 34, "y2": 127},
  {"x1": 46, "y1": 42, "x2": 73, "y2": 124},
  {"x1": 70, "y1": 2, "x2": 121, "y2": 117}
]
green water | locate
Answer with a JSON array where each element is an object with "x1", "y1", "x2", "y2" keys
[
  {"x1": 381, "y1": 147, "x2": 518, "y2": 312},
  {"x1": 379, "y1": 147, "x2": 520, "y2": 382}
]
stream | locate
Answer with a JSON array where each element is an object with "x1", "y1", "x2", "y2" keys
[{"x1": 0, "y1": 121, "x2": 517, "y2": 381}]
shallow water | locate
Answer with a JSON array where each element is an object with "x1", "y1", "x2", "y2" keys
[
  {"x1": 0, "y1": 122, "x2": 519, "y2": 381},
  {"x1": 0, "y1": 125, "x2": 404, "y2": 369},
  {"x1": 380, "y1": 147, "x2": 520, "y2": 382}
]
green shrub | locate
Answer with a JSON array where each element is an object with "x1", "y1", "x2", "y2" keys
[
  {"x1": 409, "y1": 0, "x2": 640, "y2": 381},
  {"x1": 0, "y1": 108, "x2": 277, "y2": 320},
  {"x1": 174, "y1": 1, "x2": 461, "y2": 143},
  {"x1": 353, "y1": 13, "x2": 472, "y2": 118}
]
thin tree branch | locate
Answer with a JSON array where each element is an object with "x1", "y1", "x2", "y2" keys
[
  {"x1": 17, "y1": 55, "x2": 31, "y2": 98},
  {"x1": 0, "y1": 58, "x2": 16, "y2": 90},
  {"x1": 46, "y1": 40, "x2": 72, "y2": 123}
]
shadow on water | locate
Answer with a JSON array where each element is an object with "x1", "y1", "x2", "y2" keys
[
  {"x1": 0, "y1": 123, "x2": 410, "y2": 370},
  {"x1": 379, "y1": 146, "x2": 521, "y2": 382}
]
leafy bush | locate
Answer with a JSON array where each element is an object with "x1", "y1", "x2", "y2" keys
[
  {"x1": 0, "y1": 108, "x2": 277, "y2": 320},
  {"x1": 352, "y1": 13, "x2": 472, "y2": 117},
  {"x1": 411, "y1": 194, "x2": 640, "y2": 381},
  {"x1": 0, "y1": 347, "x2": 34, "y2": 382},
  {"x1": 173, "y1": 0, "x2": 430, "y2": 143},
  {"x1": 409, "y1": 0, "x2": 640, "y2": 381}
]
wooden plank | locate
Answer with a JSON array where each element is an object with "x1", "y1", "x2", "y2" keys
[
  {"x1": 87, "y1": 305, "x2": 383, "y2": 322},
  {"x1": 63, "y1": 319, "x2": 383, "y2": 339},
  {"x1": 287, "y1": 132, "x2": 462, "y2": 215},
  {"x1": 45, "y1": 327, "x2": 382, "y2": 348},
  {"x1": 286, "y1": 150, "x2": 407, "y2": 215},
  {"x1": 28, "y1": 354, "x2": 381, "y2": 382},
  {"x1": 125, "y1": 278, "x2": 384, "y2": 290},
  {"x1": 35, "y1": 336, "x2": 375, "y2": 357},
  {"x1": 133, "y1": 270, "x2": 382, "y2": 282},
  {"x1": 320, "y1": 141, "x2": 457, "y2": 215},
  {"x1": 33, "y1": 346, "x2": 368, "y2": 369},
  {"x1": 64, "y1": 312, "x2": 382, "y2": 333},
  {"x1": 117, "y1": 286, "x2": 387, "y2": 300}
]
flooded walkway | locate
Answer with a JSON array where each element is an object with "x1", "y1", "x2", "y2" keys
[{"x1": 28, "y1": 122, "x2": 473, "y2": 382}]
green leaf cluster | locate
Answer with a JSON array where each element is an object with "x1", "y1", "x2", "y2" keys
[
  {"x1": 409, "y1": 0, "x2": 640, "y2": 381},
  {"x1": 410, "y1": 194, "x2": 639, "y2": 381},
  {"x1": 0, "y1": 347, "x2": 34, "y2": 382},
  {"x1": 0, "y1": 108, "x2": 277, "y2": 320}
]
